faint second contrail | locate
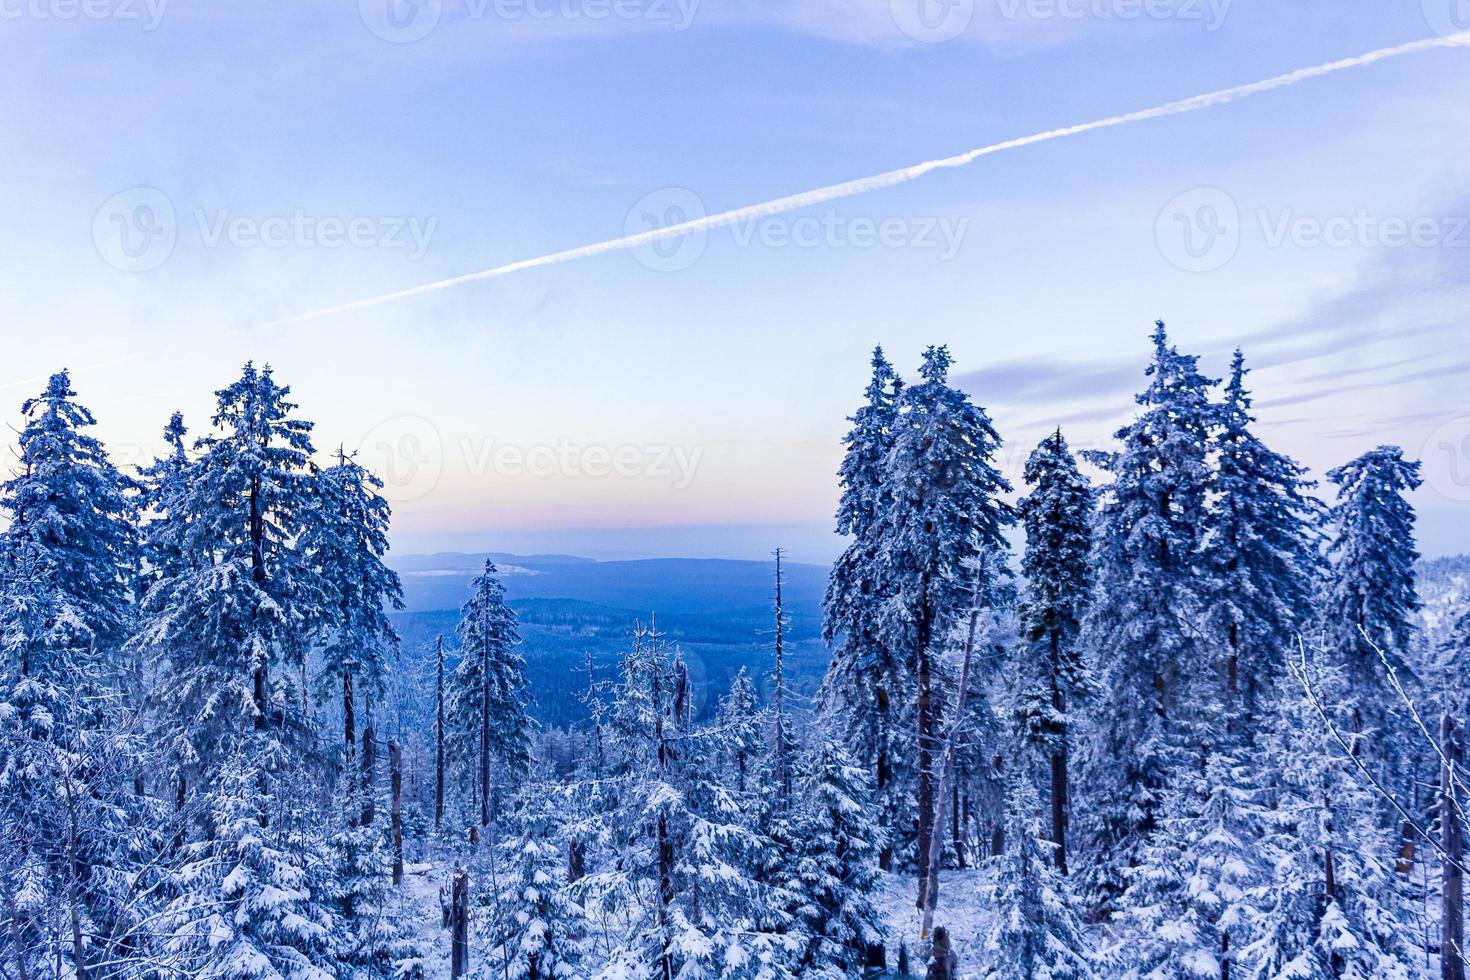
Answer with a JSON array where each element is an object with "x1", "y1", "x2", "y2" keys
[{"x1": 268, "y1": 31, "x2": 1470, "y2": 328}]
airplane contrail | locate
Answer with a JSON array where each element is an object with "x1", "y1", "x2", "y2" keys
[{"x1": 268, "y1": 30, "x2": 1470, "y2": 328}]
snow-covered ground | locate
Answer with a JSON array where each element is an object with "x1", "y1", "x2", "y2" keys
[
  {"x1": 872, "y1": 869, "x2": 995, "y2": 978},
  {"x1": 396, "y1": 861, "x2": 995, "y2": 978}
]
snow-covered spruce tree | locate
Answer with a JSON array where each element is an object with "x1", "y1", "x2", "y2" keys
[
  {"x1": 982, "y1": 769, "x2": 1092, "y2": 980},
  {"x1": 0, "y1": 370, "x2": 148, "y2": 977},
  {"x1": 1243, "y1": 649, "x2": 1417, "y2": 979},
  {"x1": 819, "y1": 347, "x2": 905, "y2": 868},
  {"x1": 1202, "y1": 349, "x2": 1323, "y2": 738},
  {"x1": 1080, "y1": 321, "x2": 1217, "y2": 912},
  {"x1": 715, "y1": 666, "x2": 763, "y2": 796},
  {"x1": 160, "y1": 748, "x2": 336, "y2": 980},
  {"x1": 770, "y1": 548, "x2": 796, "y2": 805},
  {"x1": 786, "y1": 731, "x2": 885, "y2": 977},
  {"x1": 1111, "y1": 751, "x2": 1265, "y2": 980},
  {"x1": 449, "y1": 560, "x2": 532, "y2": 827},
  {"x1": 138, "y1": 362, "x2": 323, "y2": 786},
  {"x1": 1321, "y1": 446, "x2": 1422, "y2": 769},
  {"x1": 302, "y1": 447, "x2": 404, "y2": 774},
  {"x1": 876, "y1": 345, "x2": 1014, "y2": 886},
  {"x1": 1017, "y1": 427, "x2": 1094, "y2": 875},
  {"x1": 591, "y1": 624, "x2": 795, "y2": 979},
  {"x1": 486, "y1": 784, "x2": 588, "y2": 980},
  {"x1": 0, "y1": 369, "x2": 137, "y2": 726}
]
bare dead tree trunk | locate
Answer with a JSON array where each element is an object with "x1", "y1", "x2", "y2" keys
[
  {"x1": 772, "y1": 548, "x2": 792, "y2": 802},
  {"x1": 1, "y1": 863, "x2": 30, "y2": 980},
  {"x1": 920, "y1": 574, "x2": 984, "y2": 943},
  {"x1": 1443, "y1": 714, "x2": 1465, "y2": 980},
  {"x1": 64, "y1": 776, "x2": 89, "y2": 980},
  {"x1": 480, "y1": 614, "x2": 492, "y2": 829},
  {"x1": 450, "y1": 867, "x2": 469, "y2": 978},
  {"x1": 435, "y1": 635, "x2": 446, "y2": 832},
  {"x1": 390, "y1": 740, "x2": 404, "y2": 886}
]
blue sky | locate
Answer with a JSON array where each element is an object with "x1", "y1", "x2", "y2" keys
[{"x1": 2, "y1": 1, "x2": 1468, "y2": 560}]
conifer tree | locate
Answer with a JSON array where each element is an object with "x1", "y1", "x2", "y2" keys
[
  {"x1": 982, "y1": 770, "x2": 1092, "y2": 980},
  {"x1": 449, "y1": 560, "x2": 532, "y2": 826},
  {"x1": 1081, "y1": 322, "x2": 1217, "y2": 910},
  {"x1": 161, "y1": 751, "x2": 336, "y2": 979},
  {"x1": 138, "y1": 362, "x2": 323, "y2": 784},
  {"x1": 1245, "y1": 650, "x2": 1418, "y2": 979},
  {"x1": 877, "y1": 345, "x2": 1014, "y2": 887},
  {"x1": 0, "y1": 369, "x2": 136, "y2": 723},
  {"x1": 488, "y1": 784, "x2": 588, "y2": 980},
  {"x1": 786, "y1": 732, "x2": 885, "y2": 976},
  {"x1": 716, "y1": 666, "x2": 762, "y2": 796},
  {"x1": 1322, "y1": 446, "x2": 1422, "y2": 754},
  {"x1": 0, "y1": 371, "x2": 144, "y2": 978},
  {"x1": 1017, "y1": 428, "x2": 1093, "y2": 875},
  {"x1": 1203, "y1": 350, "x2": 1323, "y2": 734},
  {"x1": 1113, "y1": 752, "x2": 1264, "y2": 979},
  {"x1": 595, "y1": 625, "x2": 795, "y2": 979},
  {"x1": 820, "y1": 347, "x2": 904, "y2": 867},
  {"x1": 302, "y1": 448, "x2": 404, "y2": 796}
]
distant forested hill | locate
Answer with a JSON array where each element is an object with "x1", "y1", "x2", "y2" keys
[{"x1": 388, "y1": 553, "x2": 831, "y2": 726}]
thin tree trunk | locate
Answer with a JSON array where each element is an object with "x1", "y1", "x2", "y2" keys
[
  {"x1": 480, "y1": 615, "x2": 492, "y2": 828},
  {"x1": 391, "y1": 740, "x2": 404, "y2": 885},
  {"x1": 1443, "y1": 714, "x2": 1465, "y2": 980},
  {"x1": 361, "y1": 724, "x2": 376, "y2": 827},
  {"x1": 344, "y1": 672, "x2": 357, "y2": 820},
  {"x1": 920, "y1": 577, "x2": 984, "y2": 943},
  {"x1": 915, "y1": 606, "x2": 935, "y2": 910},
  {"x1": 1, "y1": 865, "x2": 30, "y2": 980},
  {"x1": 1049, "y1": 632, "x2": 1070, "y2": 875},
  {"x1": 435, "y1": 635, "x2": 445, "y2": 831},
  {"x1": 450, "y1": 867, "x2": 469, "y2": 978},
  {"x1": 772, "y1": 548, "x2": 792, "y2": 801},
  {"x1": 249, "y1": 473, "x2": 268, "y2": 730},
  {"x1": 951, "y1": 779, "x2": 965, "y2": 869},
  {"x1": 65, "y1": 780, "x2": 89, "y2": 980},
  {"x1": 877, "y1": 686, "x2": 893, "y2": 871}
]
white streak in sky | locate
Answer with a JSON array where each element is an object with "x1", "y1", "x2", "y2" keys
[{"x1": 269, "y1": 31, "x2": 1470, "y2": 328}]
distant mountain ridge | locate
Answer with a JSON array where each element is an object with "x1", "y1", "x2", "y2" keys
[
  {"x1": 388, "y1": 551, "x2": 829, "y2": 616},
  {"x1": 386, "y1": 551, "x2": 834, "y2": 725}
]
